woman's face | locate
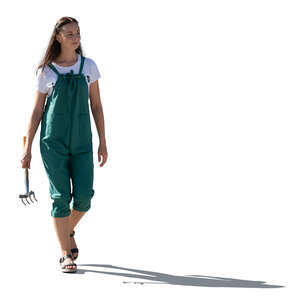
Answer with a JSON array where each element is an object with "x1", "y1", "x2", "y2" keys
[{"x1": 56, "y1": 22, "x2": 81, "y2": 49}]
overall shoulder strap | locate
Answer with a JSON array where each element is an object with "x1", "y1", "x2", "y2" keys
[
  {"x1": 48, "y1": 63, "x2": 60, "y2": 75},
  {"x1": 79, "y1": 55, "x2": 85, "y2": 74}
]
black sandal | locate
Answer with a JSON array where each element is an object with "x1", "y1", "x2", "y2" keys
[
  {"x1": 70, "y1": 230, "x2": 79, "y2": 260},
  {"x1": 59, "y1": 254, "x2": 77, "y2": 273}
]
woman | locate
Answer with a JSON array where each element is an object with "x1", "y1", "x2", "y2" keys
[{"x1": 20, "y1": 16, "x2": 108, "y2": 273}]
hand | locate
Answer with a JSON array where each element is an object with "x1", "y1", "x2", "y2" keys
[
  {"x1": 98, "y1": 143, "x2": 108, "y2": 167},
  {"x1": 21, "y1": 149, "x2": 32, "y2": 169}
]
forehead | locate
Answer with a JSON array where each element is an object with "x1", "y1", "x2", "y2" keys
[{"x1": 60, "y1": 22, "x2": 80, "y2": 33}]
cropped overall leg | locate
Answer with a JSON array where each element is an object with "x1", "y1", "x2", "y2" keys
[
  {"x1": 70, "y1": 150, "x2": 95, "y2": 212},
  {"x1": 40, "y1": 144, "x2": 95, "y2": 218},
  {"x1": 40, "y1": 146, "x2": 72, "y2": 217}
]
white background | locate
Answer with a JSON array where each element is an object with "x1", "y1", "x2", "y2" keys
[{"x1": 1, "y1": 0, "x2": 299, "y2": 299}]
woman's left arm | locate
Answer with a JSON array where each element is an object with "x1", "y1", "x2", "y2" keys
[{"x1": 89, "y1": 80, "x2": 108, "y2": 167}]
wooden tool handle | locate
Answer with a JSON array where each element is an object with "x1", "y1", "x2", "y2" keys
[{"x1": 23, "y1": 136, "x2": 27, "y2": 148}]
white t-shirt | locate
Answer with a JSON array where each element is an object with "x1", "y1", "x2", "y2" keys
[{"x1": 36, "y1": 53, "x2": 101, "y2": 97}]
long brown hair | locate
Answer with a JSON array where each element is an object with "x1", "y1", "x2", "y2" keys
[{"x1": 35, "y1": 16, "x2": 84, "y2": 76}]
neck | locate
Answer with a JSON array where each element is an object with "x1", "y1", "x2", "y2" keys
[{"x1": 55, "y1": 49, "x2": 78, "y2": 64}]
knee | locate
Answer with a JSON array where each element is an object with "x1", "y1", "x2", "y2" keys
[
  {"x1": 72, "y1": 200, "x2": 91, "y2": 212},
  {"x1": 72, "y1": 203, "x2": 91, "y2": 212},
  {"x1": 51, "y1": 196, "x2": 72, "y2": 218},
  {"x1": 72, "y1": 189, "x2": 95, "y2": 212}
]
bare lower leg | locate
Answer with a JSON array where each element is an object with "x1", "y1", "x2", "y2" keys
[
  {"x1": 52, "y1": 215, "x2": 72, "y2": 256},
  {"x1": 53, "y1": 215, "x2": 76, "y2": 270},
  {"x1": 69, "y1": 208, "x2": 86, "y2": 233}
]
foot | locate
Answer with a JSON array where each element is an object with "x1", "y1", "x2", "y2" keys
[
  {"x1": 59, "y1": 254, "x2": 77, "y2": 272},
  {"x1": 70, "y1": 230, "x2": 78, "y2": 260}
]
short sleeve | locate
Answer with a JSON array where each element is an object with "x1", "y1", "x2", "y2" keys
[
  {"x1": 36, "y1": 67, "x2": 49, "y2": 94},
  {"x1": 89, "y1": 59, "x2": 101, "y2": 83}
]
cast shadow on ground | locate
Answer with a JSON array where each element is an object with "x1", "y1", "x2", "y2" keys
[{"x1": 75, "y1": 264, "x2": 284, "y2": 288}]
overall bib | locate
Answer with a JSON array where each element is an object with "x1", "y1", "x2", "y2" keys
[{"x1": 40, "y1": 55, "x2": 95, "y2": 218}]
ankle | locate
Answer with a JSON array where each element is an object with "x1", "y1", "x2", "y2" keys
[{"x1": 61, "y1": 250, "x2": 72, "y2": 257}]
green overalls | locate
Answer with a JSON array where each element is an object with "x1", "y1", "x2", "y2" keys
[{"x1": 40, "y1": 54, "x2": 95, "y2": 218}]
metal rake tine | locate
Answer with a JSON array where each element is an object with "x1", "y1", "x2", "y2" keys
[
  {"x1": 30, "y1": 191, "x2": 38, "y2": 202},
  {"x1": 25, "y1": 197, "x2": 31, "y2": 205},
  {"x1": 28, "y1": 191, "x2": 35, "y2": 203},
  {"x1": 19, "y1": 194, "x2": 29, "y2": 206}
]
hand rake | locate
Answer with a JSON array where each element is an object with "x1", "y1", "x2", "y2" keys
[{"x1": 19, "y1": 136, "x2": 38, "y2": 206}]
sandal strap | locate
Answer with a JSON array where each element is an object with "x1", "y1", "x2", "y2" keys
[{"x1": 59, "y1": 254, "x2": 73, "y2": 263}]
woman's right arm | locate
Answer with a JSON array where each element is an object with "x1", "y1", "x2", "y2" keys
[{"x1": 20, "y1": 91, "x2": 47, "y2": 168}]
